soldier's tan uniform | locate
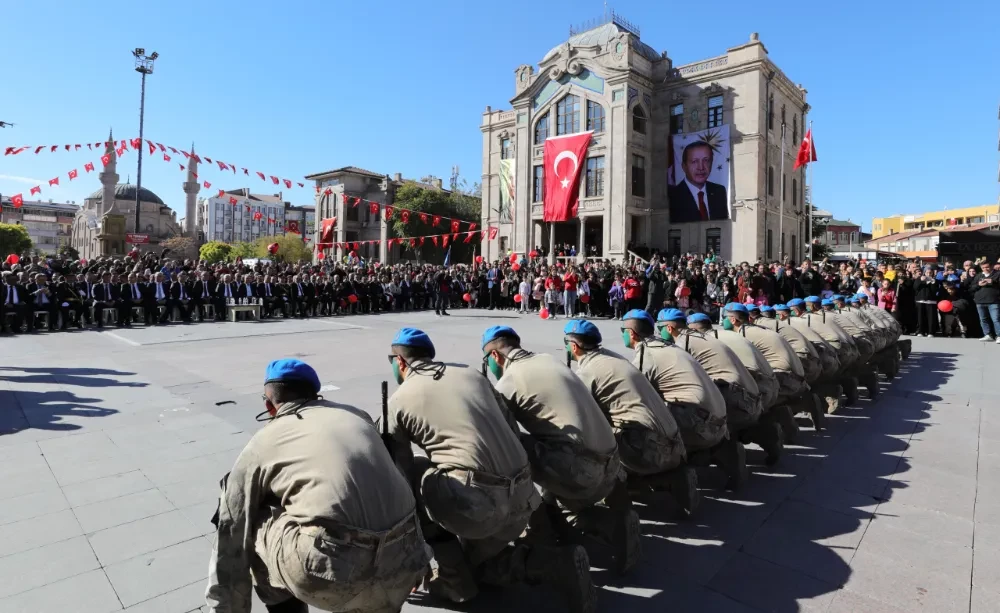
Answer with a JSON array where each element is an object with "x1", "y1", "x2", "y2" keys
[
  {"x1": 632, "y1": 338, "x2": 728, "y2": 451},
  {"x1": 799, "y1": 311, "x2": 859, "y2": 370},
  {"x1": 739, "y1": 323, "x2": 808, "y2": 404},
  {"x1": 206, "y1": 400, "x2": 428, "y2": 613},
  {"x1": 495, "y1": 349, "x2": 620, "y2": 507},
  {"x1": 717, "y1": 329, "x2": 779, "y2": 409},
  {"x1": 787, "y1": 316, "x2": 842, "y2": 379},
  {"x1": 674, "y1": 329, "x2": 761, "y2": 432},
  {"x1": 575, "y1": 348, "x2": 686, "y2": 475},
  {"x1": 388, "y1": 361, "x2": 537, "y2": 554},
  {"x1": 756, "y1": 317, "x2": 822, "y2": 383}
]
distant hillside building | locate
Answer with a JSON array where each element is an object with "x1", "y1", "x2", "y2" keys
[{"x1": 872, "y1": 205, "x2": 1000, "y2": 238}]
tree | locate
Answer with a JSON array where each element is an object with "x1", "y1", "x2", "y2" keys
[
  {"x1": 388, "y1": 183, "x2": 482, "y2": 263},
  {"x1": 254, "y1": 234, "x2": 311, "y2": 263},
  {"x1": 199, "y1": 240, "x2": 232, "y2": 264},
  {"x1": 230, "y1": 241, "x2": 257, "y2": 260},
  {"x1": 160, "y1": 236, "x2": 198, "y2": 261},
  {"x1": 0, "y1": 223, "x2": 32, "y2": 257},
  {"x1": 809, "y1": 212, "x2": 832, "y2": 261},
  {"x1": 57, "y1": 243, "x2": 81, "y2": 261}
]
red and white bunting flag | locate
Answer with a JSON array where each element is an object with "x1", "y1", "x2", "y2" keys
[
  {"x1": 203, "y1": 181, "x2": 211, "y2": 189},
  {"x1": 11, "y1": 193, "x2": 23, "y2": 207},
  {"x1": 192, "y1": 172, "x2": 198, "y2": 179},
  {"x1": 323, "y1": 188, "x2": 333, "y2": 196},
  {"x1": 450, "y1": 220, "x2": 460, "y2": 233},
  {"x1": 87, "y1": 144, "x2": 93, "y2": 151},
  {"x1": 157, "y1": 143, "x2": 165, "y2": 152},
  {"x1": 353, "y1": 197, "x2": 362, "y2": 207},
  {"x1": 267, "y1": 217, "x2": 274, "y2": 224},
  {"x1": 101, "y1": 154, "x2": 111, "y2": 166},
  {"x1": 420, "y1": 213, "x2": 428, "y2": 224},
  {"x1": 217, "y1": 160, "x2": 227, "y2": 171},
  {"x1": 463, "y1": 232, "x2": 474, "y2": 243},
  {"x1": 169, "y1": 146, "x2": 178, "y2": 154},
  {"x1": 401, "y1": 210, "x2": 410, "y2": 224},
  {"x1": 442, "y1": 236, "x2": 450, "y2": 248},
  {"x1": 489, "y1": 227, "x2": 499, "y2": 240},
  {"x1": 270, "y1": 176, "x2": 279, "y2": 185},
  {"x1": 245, "y1": 205, "x2": 251, "y2": 212},
  {"x1": 204, "y1": 157, "x2": 212, "y2": 164},
  {"x1": 229, "y1": 197, "x2": 238, "y2": 205},
  {"x1": 163, "y1": 153, "x2": 171, "y2": 162},
  {"x1": 148, "y1": 141, "x2": 156, "y2": 155},
  {"x1": 253, "y1": 211, "x2": 263, "y2": 221},
  {"x1": 116, "y1": 147, "x2": 124, "y2": 157},
  {"x1": 256, "y1": 171, "x2": 265, "y2": 180},
  {"x1": 74, "y1": 144, "x2": 81, "y2": 150},
  {"x1": 130, "y1": 138, "x2": 141, "y2": 149},
  {"x1": 242, "y1": 168, "x2": 248, "y2": 175},
  {"x1": 64, "y1": 145, "x2": 71, "y2": 151},
  {"x1": 431, "y1": 236, "x2": 438, "y2": 247},
  {"x1": 384, "y1": 206, "x2": 394, "y2": 220},
  {"x1": 283, "y1": 179, "x2": 292, "y2": 189},
  {"x1": 68, "y1": 169, "x2": 78, "y2": 181},
  {"x1": 179, "y1": 164, "x2": 185, "y2": 171},
  {"x1": 181, "y1": 151, "x2": 190, "y2": 158},
  {"x1": 30, "y1": 186, "x2": 41, "y2": 196},
  {"x1": 297, "y1": 182, "x2": 304, "y2": 188},
  {"x1": 432, "y1": 215, "x2": 441, "y2": 227},
  {"x1": 84, "y1": 162, "x2": 95, "y2": 173},
  {"x1": 369, "y1": 202, "x2": 379, "y2": 215},
  {"x1": 469, "y1": 222, "x2": 477, "y2": 231},
  {"x1": 218, "y1": 189, "x2": 225, "y2": 198},
  {"x1": 481, "y1": 230, "x2": 487, "y2": 240},
  {"x1": 48, "y1": 177, "x2": 59, "y2": 186},
  {"x1": 341, "y1": 194, "x2": 348, "y2": 205},
  {"x1": 410, "y1": 238, "x2": 417, "y2": 247},
  {"x1": 50, "y1": 145, "x2": 57, "y2": 152},
  {"x1": 35, "y1": 146, "x2": 44, "y2": 154}
]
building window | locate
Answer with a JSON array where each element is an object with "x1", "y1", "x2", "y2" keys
[
  {"x1": 782, "y1": 175, "x2": 787, "y2": 202},
  {"x1": 707, "y1": 95, "x2": 724, "y2": 128},
  {"x1": 500, "y1": 138, "x2": 513, "y2": 160},
  {"x1": 791, "y1": 233, "x2": 797, "y2": 260},
  {"x1": 781, "y1": 232, "x2": 786, "y2": 258},
  {"x1": 780, "y1": 104, "x2": 786, "y2": 131},
  {"x1": 767, "y1": 167, "x2": 774, "y2": 197},
  {"x1": 631, "y1": 154, "x2": 646, "y2": 197},
  {"x1": 767, "y1": 229, "x2": 774, "y2": 259},
  {"x1": 668, "y1": 230, "x2": 682, "y2": 257},
  {"x1": 792, "y1": 116, "x2": 799, "y2": 145},
  {"x1": 792, "y1": 178, "x2": 798, "y2": 208},
  {"x1": 632, "y1": 106, "x2": 647, "y2": 134},
  {"x1": 585, "y1": 157, "x2": 605, "y2": 197},
  {"x1": 768, "y1": 95, "x2": 774, "y2": 131},
  {"x1": 534, "y1": 113, "x2": 549, "y2": 144},
  {"x1": 533, "y1": 165, "x2": 544, "y2": 202},
  {"x1": 706, "y1": 228, "x2": 722, "y2": 254},
  {"x1": 670, "y1": 103, "x2": 684, "y2": 134},
  {"x1": 556, "y1": 95, "x2": 580, "y2": 135},
  {"x1": 586, "y1": 101, "x2": 605, "y2": 133}
]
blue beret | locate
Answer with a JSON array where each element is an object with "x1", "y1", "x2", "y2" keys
[
  {"x1": 804, "y1": 296, "x2": 821, "y2": 303},
  {"x1": 656, "y1": 308, "x2": 686, "y2": 322},
  {"x1": 623, "y1": 309, "x2": 655, "y2": 327},
  {"x1": 746, "y1": 304, "x2": 761, "y2": 312},
  {"x1": 724, "y1": 303, "x2": 748, "y2": 314},
  {"x1": 774, "y1": 304, "x2": 790, "y2": 311},
  {"x1": 759, "y1": 305, "x2": 773, "y2": 312},
  {"x1": 482, "y1": 325, "x2": 519, "y2": 350},
  {"x1": 854, "y1": 293, "x2": 867, "y2": 301},
  {"x1": 832, "y1": 294, "x2": 844, "y2": 301},
  {"x1": 265, "y1": 359, "x2": 321, "y2": 394},
  {"x1": 821, "y1": 298, "x2": 835, "y2": 307},
  {"x1": 391, "y1": 327, "x2": 436, "y2": 358},
  {"x1": 563, "y1": 319, "x2": 602, "y2": 342},
  {"x1": 687, "y1": 312, "x2": 711, "y2": 324},
  {"x1": 787, "y1": 298, "x2": 805, "y2": 307}
]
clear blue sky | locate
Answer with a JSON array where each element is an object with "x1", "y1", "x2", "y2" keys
[{"x1": 2, "y1": 0, "x2": 998, "y2": 231}]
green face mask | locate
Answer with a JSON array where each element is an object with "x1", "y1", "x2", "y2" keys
[
  {"x1": 487, "y1": 354, "x2": 504, "y2": 380},
  {"x1": 659, "y1": 327, "x2": 673, "y2": 342},
  {"x1": 391, "y1": 358, "x2": 404, "y2": 385},
  {"x1": 564, "y1": 343, "x2": 574, "y2": 362},
  {"x1": 722, "y1": 318, "x2": 734, "y2": 331},
  {"x1": 622, "y1": 329, "x2": 634, "y2": 349}
]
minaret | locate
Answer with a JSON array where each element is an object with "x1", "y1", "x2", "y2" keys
[
  {"x1": 182, "y1": 143, "x2": 200, "y2": 236},
  {"x1": 98, "y1": 129, "x2": 119, "y2": 216}
]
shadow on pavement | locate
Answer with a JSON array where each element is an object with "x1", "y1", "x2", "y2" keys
[{"x1": 0, "y1": 389, "x2": 118, "y2": 433}]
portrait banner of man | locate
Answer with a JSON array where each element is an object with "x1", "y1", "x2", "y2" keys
[{"x1": 668, "y1": 125, "x2": 731, "y2": 223}]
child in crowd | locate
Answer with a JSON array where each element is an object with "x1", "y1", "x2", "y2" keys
[{"x1": 518, "y1": 276, "x2": 531, "y2": 313}]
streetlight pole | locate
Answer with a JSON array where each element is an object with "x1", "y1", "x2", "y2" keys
[{"x1": 132, "y1": 48, "x2": 158, "y2": 240}]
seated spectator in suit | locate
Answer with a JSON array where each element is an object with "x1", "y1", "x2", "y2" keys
[
  {"x1": 53, "y1": 274, "x2": 85, "y2": 329},
  {"x1": 169, "y1": 271, "x2": 194, "y2": 322},
  {"x1": 1, "y1": 271, "x2": 30, "y2": 333},
  {"x1": 120, "y1": 272, "x2": 145, "y2": 327},
  {"x1": 26, "y1": 273, "x2": 61, "y2": 331},
  {"x1": 93, "y1": 271, "x2": 120, "y2": 328},
  {"x1": 216, "y1": 274, "x2": 239, "y2": 320},
  {"x1": 145, "y1": 272, "x2": 172, "y2": 325},
  {"x1": 191, "y1": 270, "x2": 223, "y2": 322}
]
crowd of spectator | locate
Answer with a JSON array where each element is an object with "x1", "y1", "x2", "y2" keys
[{"x1": 2, "y1": 246, "x2": 999, "y2": 344}]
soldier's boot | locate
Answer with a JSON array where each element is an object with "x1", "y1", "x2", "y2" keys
[
  {"x1": 747, "y1": 416, "x2": 784, "y2": 466},
  {"x1": 265, "y1": 598, "x2": 308, "y2": 613},
  {"x1": 899, "y1": 339, "x2": 912, "y2": 360},
  {"x1": 603, "y1": 479, "x2": 641, "y2": 574},
  {"x1": 861, "y1": 371, "x2": 880, "y2": 400},
  {"x1": 665, "y1": 465, "x2": 701, "y2": 520},
  {"x1": 807, "y1": 393, "x2": 826, "y2": 431},
  {"x1": 712, "y1": 436, "x2": 749, "y2": 491},
  {"x1": 423, "y1": 539, "x2": 479, "y2": 603},
  {"x1": 525, "y1": 545, "x2": 597, "y2": 613},
  {"x1": 842, "y1": 377, "x2": 860, "y2": 406},
  {"x1": 774, "y1": 404, "x2": 800, "y2": 444}
]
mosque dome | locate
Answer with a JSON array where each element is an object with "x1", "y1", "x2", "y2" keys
[{"x1": 88, "y1": 183, "x2": 165, "y2": 206}]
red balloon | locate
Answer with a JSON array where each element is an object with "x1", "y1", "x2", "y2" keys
[
  {"x1": 579, "y1": 294, "x2": 590, "y2": 304},
  {"x1": 511, "y1": 263, "x2": 521, "y2": 271},
  {"x1": 680, "y1": 287, "x2": 691, "y2": 297},
  {"x1": 5, "y1": 254, "x2": 20, "y2": 265},
  {"x1": 317, "y1": 251, "x2": 325, "y2": 260},
  {"x1": 463, "y1": 293, "x2": 472, "y2": 303},
  {"x1": 475, "y1": 255, "x2": 483, "y2": 264},
  {"x1": 509, "y1": 253, "x2": 518, "y2": 263},
  {"x1": 513, "y1": 294, "x2": 522, "y2": 303},
  {"x1": 937, "y1": 299, "x2": 953, "y2": 313},
  {"x1": 267, "y1": 242, "x2": 279, "y2": 255},
  {"x1": 348, "y1": 294, "x2": 358, "y2": 304},
  {"x1": 529, "y1": 250, "x2": 539, "y2": 259},
  {"x1": 539, "y1": 308, "x2": 549, "y2": 320}
]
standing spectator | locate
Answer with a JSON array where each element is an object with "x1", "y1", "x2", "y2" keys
[
  {"x1": 913, "y1": 266, "x2": 940, "y2": 337},
  {"x1": 877, "y1": 278, "x2": 896, "y2": 313},
  {"x1": 517, "y1": 275, "x2": 530, "y2": 313},
  {"x1": 608, "y1": 274, "x2": 625, "y2": 319},
  {"x1": 644, "y1": 256, "x2": 666, "y2": 316},
  {"x1": 562, "y1": 266, "x2": 579, "y2": 317},
  {"x1": 623, "y1": 271, "x2": 642, "y2": 312},
  {"x1": 972, "y1": 260, "x2": 1000, "y2": 343}
]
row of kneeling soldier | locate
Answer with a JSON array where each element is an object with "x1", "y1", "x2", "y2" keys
[{"x1": 205, "y1": 293, "x2": 910, "y2": 613}]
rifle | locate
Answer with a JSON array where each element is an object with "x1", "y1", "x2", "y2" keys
[{"x1": 381, "y1": 380, "x2": 393, "y2": 460}]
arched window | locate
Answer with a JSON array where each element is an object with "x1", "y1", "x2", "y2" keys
[
  {"x1": 586, "y1": 101, "x2": 605, "y2": 133},
  {"x1": 632, "y1": 105, "x2": 647, "y2": 134},
  {"x1": 556, "y1": 95, "x2": 580, "y2": 135},
  {"x1": 534, "y1": 112, "x2": 549, "y2": 144}
]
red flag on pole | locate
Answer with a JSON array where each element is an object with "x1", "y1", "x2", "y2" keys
[
  {"x1": 218, "y1": 189, "x2": 226, "y2": 198},
  {"x1": 84, "y1": 162, "x2": 95, "y2": 172},
  {"x1": 203, "y1": 181, "x2": 211, "y2": 189},
  {"x1": 543, "y1": 131, "x2": 592, "y2": 221},
  {"x1": 30, "y1": 186, "x2": 41, "y2": 196},
  {"x1": 229, "y1": 197, "x2": 238, "y2": 205},
  {"x1": 11, "y1": 194, "x2": 23, "y2": 208},
  {"x1": 793, "y1": 128, "x2": 818, "y2": 170},
  {"x1": 253, "y1": 211, "x2": 263, "y2": 221},
  {"x1": 68, "y1": 169, "x2": 78, "y2": 181}
]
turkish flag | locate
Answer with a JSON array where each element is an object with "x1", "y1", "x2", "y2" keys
[
  {"x1": 793, "y1": 128, "x2": 817, "y2": 170},
  {"x1": 432, "y1": 215, "x2": 441, "y2": 227},
  {"x1": 253, "y1": 211, "x2": 263, "y2": 221},
  {"x1": 218, "y1": 189, "x2": 225, "y2": 197},
  {"x1": 420, "y1": 213, "x2": 428, "y2": 224},
  {"x1": 543, "y1": 131, "x2": 592, "y2": 221},
  {"x1": 369, "y1": 202, "x2": 379, "y2": 216},
  {"x1": 463, "y1": 232, "x2": 474, "y2": 244},
  {"x1": 353, "y1": 197, "x2": 362, "y2": 207},
  {"x1": 384, "y1": 206, "x2": 394, "y2": 220},
  {"x1": 469, "y1": 222, "x2": 477, "y2": 231},
  {"x1": 256, "y1": 171, "x2": 265, "y2": 180},
  {"x1": 35, "y1": 146, "x2": 44, "y2": 154},
  {"x1": 169, "y1": 146, "x2": 178, "y2": 154},
  {"x1": 148, "y1": 141, "x2": 156, "y2": 155},
  {"x1": 12, "y1": 193, "x2": 23, "y2": 207},
  {"x1": 48, "y1": 177, "x2": 59, "y2": 187},
  {"x1": 84, "y1": 162, "x2": 95, "y2": 172},
  {"x1": 401, "y1": 210, "x2": 410, "y2": 223},
  {"x1": 217, "y1": 160, "x2": 227, "y2": 171},
  {"x1": 204, "y1": 157, "x2": 212, "y2": 164},
  {"x1": 68, "y1": 169, "x2": 78, "y2": 181},
  {"x1": 65, "y1": 145, "x2": 71, "y2": 151},
  {"x1": 450, "y1": 220, "x2": 460, "y2": 233},
  {"x1": 30, "y1": 186, "x2": 41, "y2": 196},
  {"x1": 431, "y1": 236, "x2": 438, "y2": 246},
  {"x1": 203, "y1": 181, "x2": 211, "y2": 189},
  {"x1": 489, "y1": 227, "x2": 499, "y2": 240},
  {"x1": 270, "y1": 176, "x2": 279, "y2": 185},
  {"x1": 283, "y1": 179, "x2": 292, "y2": 189},
  {"x1": 442, "y1": 236, "x2": 450, "y2": 248},
  {"x1": 163, "y1": 153, "x2": 171, "y2": 162},
  {"x1": 320, "y1": 217, "x2": 336, "y2": 243},
  {"x1": 51, "y1": 146, "x2": 57, "y2": 152},
  {"x1": 229, "y1": 197, "x2": 238, "y2": 205},
  {"x1": 157, "y1": 143, "x2": 165, "y2": 152}
]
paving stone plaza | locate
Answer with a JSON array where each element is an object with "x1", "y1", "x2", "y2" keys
[{"x1": 1, "y1": 312, "x2": 997, "y2": 613}]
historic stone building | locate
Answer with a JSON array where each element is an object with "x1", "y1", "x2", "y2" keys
[
  {"x1": 480, "y1": 14, "x2": 810, "y2": 263},
  {"x1": 71, "y1": 136, "x2": 189, "y2": 259}
]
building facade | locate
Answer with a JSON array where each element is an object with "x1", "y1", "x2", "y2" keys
[
  {"x1": 284, "y1": 205, "x2": 315, "y2": 242},
  {"x1": 71, "y1": 138, "x2": 184, "y2": 259},
  {"x1": 480, "y1": 15, "x2": 809, "y2": 264},
  {"x1": 822, "y1": 219, "x2": 869, "y2": 249},
  {"x1": 197, "y1": 189, "x2": 288, "y2": 244},
  {"x1": 0, "y1": 198, "x2": 78, "y2": 254},
  {"x1": 872, "y1": 205, "x2": 1000, "y2": 238}
]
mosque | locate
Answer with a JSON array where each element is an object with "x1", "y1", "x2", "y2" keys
[{"x1": 71, "y1": 134, "x2": 197, "y2": 259}]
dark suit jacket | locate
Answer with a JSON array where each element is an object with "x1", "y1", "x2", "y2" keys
[
  {"x1": 169, "y1": 282, "x2": 193, "y2": 301},
  {"x1": 1, "y1": 284, "x2": 28, "y2": 307},
  {"x1": 191, "y1": 280, "x2": 216, "y2": 300},
  {"x1": 26, "y1": 283, "x2": 55, "y2": 308},
  {"x1": 216, "y1": 282, "x2": 238, "y2": 300},
  {"x1": 146, "y1": 282, "x2": 170, "y2": 302},
  {"x1": 668, "y1": 181, "x2": 729, "y2": 223},
  {"x1": 257, "y1": 282, "x2": 282, "y2": 299},
  {"x1": 94, "y1": 283, "x2": 120, "y2": 302},
  {"x1": 120, "y1": 282, "x2": 146, "y2": 305},
  {"x1": 236, "y1": 283, "x2": 256, "y2": 300},
  {"x1": 78, "y1": 282, "x2": 98, "y2": 302}
]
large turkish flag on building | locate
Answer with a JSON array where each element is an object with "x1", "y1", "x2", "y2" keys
[{"x1": 543, "y1": 131, "x2": 592, "y2": 222}]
